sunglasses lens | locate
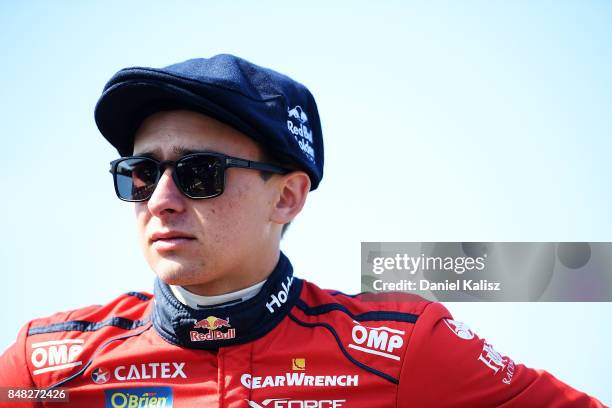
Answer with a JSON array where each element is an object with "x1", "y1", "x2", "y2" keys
[
  {"x1": 176, "y1": 155, "x2": 223, "y2": 198},
  {"x1": 115, "y1": 158, "x2": 159, "y2": 201}
]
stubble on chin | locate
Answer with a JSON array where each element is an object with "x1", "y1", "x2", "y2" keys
[{"x1": 149, "y1": 254, "x2": 210, "y2": 287}]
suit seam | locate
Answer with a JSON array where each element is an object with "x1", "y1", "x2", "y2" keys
[
  {"x1": 23, "y1": 320, "x2": 38, "y2": 391},
  {"x1": 295, "y1": 299, "x2": 420, "y2": 323},
  {"x1": 395, "y1": 301, "x2": 434, "y2": 407},
  {"x1": 288, "y1": 312, "x2": 399, "y2": 385},
  {"x1": 27, "y1": 316, "x2": 149, "y2": 335},
  {"x1": 47, "y1": 322, "x2": 153, "y2": 389}
]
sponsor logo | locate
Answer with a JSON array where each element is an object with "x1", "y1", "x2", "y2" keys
[
  {"x1": 241, "y1": 373, "x2": 358, "y2": 389},
  {"x1": 247, "y1": 399, "x2": 345, "y2": 408},
  {"x1": 266, "y1": 276, "x2": 294, "y2": 314},
  {"x1": 92, "y1": 362, "x2": 187, "y2": 383},
  {"x1": 115, "y1": 362, "x2": 186, "y2": 381},
  {"x1": 288, "y1": 105, "x2": 309, "y2": 124},
  {"x1": 92, "y1": 367, "x2": 111, "y2": 384},
  {"x1": 30, "y1": 339, "x2": 84, "y2": 376},
  {"x1": 443, "y1": 319, "x2": 475, "y2": 340},
  {"x1": 348, "y1": 322, "x2": 404, "y2": 361},
  {"x1": 287, "y1": 105, "x2": 315, "y2": 162},
  {"x1": 478, "y1": 342, "x2": 506, "y2": 374},
  {"x1": 291, "y1": 358, "x2": 306, "y2": 371},
  {"x1": 477, "y1": 343, "x2": 515, "y2": 384},
  {"x1": 190, "y1": 316, "x2": 235, "y2": 342},
  {"x1": 193, "y1": 316, "x2": 230, "y2": 330},
  {"x1": 105, "y1": 386, "x2": 173, "y2": 408},
  {"x1": 190, "y1": 329, "x2": 236, "y2": 342},
  {"x1": 502, "y1": 359, "x2": 515, "y2": 385}
]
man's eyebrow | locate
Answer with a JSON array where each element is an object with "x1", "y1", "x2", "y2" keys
[
  {"x1": 173, "y1": 146, "x2": 213, "y2": 156},
  {"x1": 134, "y1": 150, "x2": 160, "y2": 159},
  {"x1": 134, "y1": 147, "x2": 216, "y2": 158}
]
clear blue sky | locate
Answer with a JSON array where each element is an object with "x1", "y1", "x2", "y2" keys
[{"x1": 1, "y1": 1, "x2": 611, "y2": 403}]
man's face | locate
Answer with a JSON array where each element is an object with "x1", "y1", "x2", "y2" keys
[{"x1": 132, "y1": 110, "x2": 281, "y2": 294}]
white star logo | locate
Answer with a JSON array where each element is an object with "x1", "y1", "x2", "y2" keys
[{"x1": 91, "y1": 367, "x2": 110, "y2": 384}]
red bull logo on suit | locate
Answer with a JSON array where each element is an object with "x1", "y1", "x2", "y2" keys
[{"x1": 190, "y1": 316, "x2": 235, "y2": 342}]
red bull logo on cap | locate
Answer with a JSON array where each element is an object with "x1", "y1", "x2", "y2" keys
[{"x1": 190, "y1": 315, "x2": 235, "y2": 342}]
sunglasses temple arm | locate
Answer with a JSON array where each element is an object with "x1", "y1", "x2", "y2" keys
[{"x1": 225, "y1": 158, "x2": 288, "y2": 175}]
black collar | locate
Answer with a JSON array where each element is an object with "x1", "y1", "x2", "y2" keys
[{"x1": 152, "y1": 252, "x2": 302, "y2": 349}]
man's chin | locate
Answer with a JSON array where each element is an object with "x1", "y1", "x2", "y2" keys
[
  {"x1": 150, "y1": 260, "x2": 203, "y2": 287},
  {"x1": 147, "y1": 255, "x2": 223, "y2": 288},
  {"x1": 149, "y1": 259, "x2": 197, "y2": 286},
  {"x1": 154, "y1": 269, "x2": 196, "y2": 286}
]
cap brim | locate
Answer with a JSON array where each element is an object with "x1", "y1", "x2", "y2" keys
[{"x1": 94, "y1": 79, "x2": 264, "y2": 157}]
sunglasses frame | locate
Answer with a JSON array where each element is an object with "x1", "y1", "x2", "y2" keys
[{"x1": 109, "y1": 152, "x2": 290, "y2": 202}]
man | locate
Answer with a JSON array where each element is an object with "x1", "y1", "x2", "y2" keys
[{"x1": 0, "y1": 55, "x2": 605, "y2": 407}]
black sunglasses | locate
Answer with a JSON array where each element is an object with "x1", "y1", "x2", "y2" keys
[{"x1": 109, "y1": 152, "x2": 289, "y2": 202}]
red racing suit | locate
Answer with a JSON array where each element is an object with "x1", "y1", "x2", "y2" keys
[{"x1": 0, "y1": 253, "x2": 606, "y2": 407}]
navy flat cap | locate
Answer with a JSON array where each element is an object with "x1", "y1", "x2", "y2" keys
[{"x1": 94, "y1": 54, "x2": 324, "y2": 190}]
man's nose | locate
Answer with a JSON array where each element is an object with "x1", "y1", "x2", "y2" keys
[{"x1": 146, "y1": 168, "x2": 185, "y2": 215}]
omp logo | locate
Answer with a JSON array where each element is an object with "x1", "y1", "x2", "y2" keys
[
  {"x1": 104, "y1": 386, "x2": 173, "y2": 408},
  {"x1": 247, "y1": 399, "x2": 345, "y2": 408},
  {"x1": 30, "y1": 339, "x2": 84, "y2": 375},
  {"x1": 266, "y1": 276, "x2": 294, "y2": 313},
  {"x1": 348, "y1": 322, "x2": 404, "y2": 361},
  {"x1": 287, "y1": 105, "x2": 315, "y2": 161}
]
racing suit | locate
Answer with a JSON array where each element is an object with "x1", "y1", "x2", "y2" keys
[{"x1": 0, "y1": 252, "x2": 606, "y2": 407}]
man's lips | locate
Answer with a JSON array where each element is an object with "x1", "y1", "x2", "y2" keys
[
  {"x1": 150, "y1": 231, "x2": 196, "y2": 250},
  {"x1": 150, "y1": 231, "x2": 196, "y2": 242}
]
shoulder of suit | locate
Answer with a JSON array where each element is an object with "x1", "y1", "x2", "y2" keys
[
  {"x1": 20, "y1": 291, "x2": 153, "y2": 387},
  {"x1": 298, "y1": 279, "x2": 433, "y2": 316},
  {"x1": 26, "y1": 291, "x2": 153, "y2": 337}
]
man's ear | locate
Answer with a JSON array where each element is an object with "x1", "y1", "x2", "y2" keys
[{"x1": 270, "y1": 171, "x2": 311, "y2": 225}]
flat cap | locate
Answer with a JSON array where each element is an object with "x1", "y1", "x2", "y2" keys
[{"x1": 94, "y1": 54, "x2": 324, "y2": 190}]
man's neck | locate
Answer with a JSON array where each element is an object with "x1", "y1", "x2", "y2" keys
[{"x1": 170, "y1": 279, "x2": 267, "y2": 309}]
